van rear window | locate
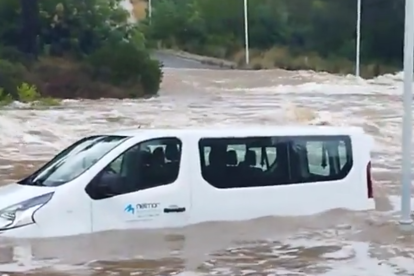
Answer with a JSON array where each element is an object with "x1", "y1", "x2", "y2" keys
[{"x1": 198, "y1": 135, "x2": 352, "y2": 189}]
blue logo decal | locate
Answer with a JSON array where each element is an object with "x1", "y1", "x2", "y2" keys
[{"x1": 124, "y1": 204, "x2": 135, "y2": 214}]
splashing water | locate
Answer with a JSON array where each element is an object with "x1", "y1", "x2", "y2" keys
[{"x1": 0, "y1": 66, "x2": 412, "y2": 276}]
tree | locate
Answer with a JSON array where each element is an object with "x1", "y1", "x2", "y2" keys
[
  {"x1": 20, "y1": 0, "x2": 40, "y2": 56},
  {"x1": 0, "y1": 0, "x2": 163, "y2": 101},
  {"x1": 143, "y1": 0, "x2": 404, "y2": 75}
]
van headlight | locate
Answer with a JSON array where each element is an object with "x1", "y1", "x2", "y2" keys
[{"x1": 0, "y1": 192, "x2": 54, "y2": 231}]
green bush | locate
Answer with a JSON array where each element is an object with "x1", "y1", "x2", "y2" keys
[
  {"x1": 0, "y1": 0, "x2": 163, "y2": 100},
  {"x1": 0, "y1": 46, "x2": 32, "y2": 64},
  {"x1": 87, "y1": 41, "x2": 163, "y2": 97},
  {"x1": 140, "y1": 56, "x2": 163, "y2": 96},
  {"x1": 143, "y1": 0, "x2": 405, "y2": 76},
  {"x1": 0, "y1": 81, "x2": 61, "y2": 106},
  {"x1": 16, "y1": 82, "x2": 40, "y2": 102},
  {"x1": 0, "y1": 87, "x2": 13, "y2": 105},
  {"x1": 0, "y1": 59, "x2": 26, "y2": 100}
]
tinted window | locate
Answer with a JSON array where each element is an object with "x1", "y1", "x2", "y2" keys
[
  {"x1": 86, "y1": 137, "x2": 182, "y2": 200},
  {"x1": 198, "y1": 136, "x2": 352, "y2": 189},
  {"x1": 19, "y1": 135, "x2": 129, "y2": 187},
  {"x1": 290, "y1": 136, "x2": 352, "y2": 183}
]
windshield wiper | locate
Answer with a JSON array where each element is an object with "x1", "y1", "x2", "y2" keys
[
  {"x1": 20, "y1": 174, "x2": 46, "y2": 186},
  {"x1": 26, "y1": 162, "x2": 62, "y2": 186},
  {"x1": 30, "y1": 179, "x2": 46, "y2": 186}
]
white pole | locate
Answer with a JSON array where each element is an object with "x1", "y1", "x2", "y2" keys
[
  {"x1": 400, "y1": 0, "x2": 414, "y2": 230},
  {"x1": 355, "y1": 0, "x2": 361, "y2": 77},
  {"x1": 243, "y1": 0, "x2": 249, "y2": 65},
  {"x1": 149, "y1": 0, "x2": 152, "y2": 21}
]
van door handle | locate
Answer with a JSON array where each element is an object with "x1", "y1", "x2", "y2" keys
[{"x1": 164, "y1": 207, "x2": 186, "y2": 213}]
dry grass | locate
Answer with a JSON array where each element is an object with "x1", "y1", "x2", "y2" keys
[
  {"x1": 26, "y1": 57, "x2": 145, "y2": 99},
  {"x1": 129, "y1": 0, "x2": 397, "y2": 78},
  {"x1": 230, "y1": 47, "x2": 397, "y2": 78}
]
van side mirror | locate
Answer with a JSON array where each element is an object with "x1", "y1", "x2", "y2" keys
[
  {"x1": 87, "y1": 171, "x2": 119, "y2": 199},
  {"x1": 92, "y1": 171, "x2": 104, "y2": 186}
]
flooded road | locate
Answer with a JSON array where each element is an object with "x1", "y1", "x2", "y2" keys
[{"x1": 0, "y1": 58, "x2": 413, "y2": 275}]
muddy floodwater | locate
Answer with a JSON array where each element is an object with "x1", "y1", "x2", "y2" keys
[{"x1": 0, "y1": 60, "x2": 413, "y2": 275}]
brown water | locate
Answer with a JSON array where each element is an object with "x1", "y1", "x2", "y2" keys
[{"x1": 0, "y1": 67, "x2": 413, "y2": 276}]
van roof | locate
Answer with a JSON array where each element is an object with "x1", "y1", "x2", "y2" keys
[{"x1": 106, "y1": 125, "x2": 365, "y2": 138}]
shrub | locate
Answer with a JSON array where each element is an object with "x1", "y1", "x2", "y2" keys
[
  {"x1": 0, "y1": 87, "x2": 13, "y2": 105},
  {"x1": 0, "y1": 46, "x2": 32, "y2": 65},
  {"x1": 16, "y1": 82, "x2": 40, "y2": 102},
  {"x1": 87, "y1": 41, "x2": 163, "y2": 97},
  {"x1": 14, "y1": 82, "x2": 59, "y2": 106},
  {"x1": 0, "y1": 0, "x2": 163, "y2": 100},
  {"x1": 0, "y1": 59, "x2": 26, "y2": 99},
  {"x1": 139, "y1": 56, "x2": 163, "y2": 96}
]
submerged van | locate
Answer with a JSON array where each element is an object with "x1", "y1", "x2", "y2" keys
[{"x1": 0, "y1": 126, "x2": 375, "y2": 238}]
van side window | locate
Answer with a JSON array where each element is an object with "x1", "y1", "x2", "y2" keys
[
  {"x1": 290, "y1": 136, "x2": 352, "y2": 183},
  {"x1": 198, "y1": 137, "x2": 290, "y2": 189},
  {"x1": 86, "y1": 137, "x2": 182, "y2": 200},
  {"x1": 305, "y1": 141, "x2": 330, "y2": 176},
  {"x1": 338, "y1": 141, "x2": 348, "y2": 168},
  {"x1": 198, "y1": 135, "x2": 352, "y2": 189}
]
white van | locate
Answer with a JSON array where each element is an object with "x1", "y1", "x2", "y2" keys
[{"x1": 0, "y1": 126, "x2": 375, "y2": 238}]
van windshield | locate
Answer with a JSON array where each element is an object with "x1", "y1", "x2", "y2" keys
[{"x1": 19, "y1": 135, "x2": 129, "y2": 187}]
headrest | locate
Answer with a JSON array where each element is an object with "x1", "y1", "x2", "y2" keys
[
  {"x1": 124, "y1": 149, "x2": 148, "y2": 172},
  {"x1": 138, "y1": 150, "x2": 151, "y2": 165},
  {"x1": 226, "y1": 150, "x2": 238, "y2": 166},
  {"x1": 152, "y1": 147, "x2": 165, "y2": 162},
  {"x1": 244, "y1": 150, "x2": 256, "y2": 166},
  {"x1": 209, "y1": 147, "x2": 226, "y2": 165},
  {"x1": 165, "y1": 144, "x2": 179, "y2": 161},
  {"x1": 124, "y1": 150, "x2": 140, "y2": 168}
]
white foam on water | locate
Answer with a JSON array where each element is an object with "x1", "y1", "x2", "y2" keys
[
  {"x1": 0, "y1": 258, "x2": 89, "y2": 273},
  {"x1": 0, "y1": 77, "x2": 400, "y2": 155},
  {"x1": 386, "y1": 195, "x2": 414, "y2": 214},
  {"x1": 317, "y1": 242, "x2": 412, "y2": 276},
  {"x1": 0, "y1": 68, "x2": 409, "y2": 275},
  {"x1": 175, "y1": 239, "x2": 414, "y2": 275}
]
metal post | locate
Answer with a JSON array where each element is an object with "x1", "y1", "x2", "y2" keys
[
  {"x1": 355, "y1": 0, "x2": 361, "y2": 77},
  {"x1": 149, "y1": 0, "x2": 152, "y2": 20},
  {"x1": 400, "y1": 0, "x2": 414, "y2": 230},
  {"x1": 243, "y1": 0, "x2": 249, "y2": 65}
]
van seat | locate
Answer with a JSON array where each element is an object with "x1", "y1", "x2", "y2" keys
[
  {"x1": 226, "y1": 150, "x2": 238, "y2": 167},
  {"x1": 240, "y1": 150, "x2": 262, "y2": 186},
  {"x1": 242, "y1": 150, "x2": 261, "y2": 171},
  {"x1": 225, "y1": 150, "x2": 239, "y2": 187},
  {"x1": 150, "y1": 147, "x2": 167, "y2": 184},
  {"x1": 152, "y1": 147, "x2": 166, "y2": 165},
  {"x1": 166, "y1": 144, "x2": 179, "y2": 162},
  {"x1": 205, "y1": 147, "x2": 226, "y2": 187},
  {"x1": 243, "y1": 150, "x2": 256, "y2": 166},
  {"x1": 165, "y1": 144, "x2": 180, "y2": 182}
]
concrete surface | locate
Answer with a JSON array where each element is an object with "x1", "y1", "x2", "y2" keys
[{"x1": 151, "y1": 50, "x2": 234, "y2": 69}]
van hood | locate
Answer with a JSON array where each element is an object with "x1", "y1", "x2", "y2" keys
[{"x1": 0, "y1": 183, "x2": 56, "y2": 210}]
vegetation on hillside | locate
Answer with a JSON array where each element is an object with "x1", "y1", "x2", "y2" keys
[
  {"x1": 141, "y1": 0, "x2": 404, "y2": 77},
  {"x1": 0, "y1": 0, "x2": 163, "y2": 105}
]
